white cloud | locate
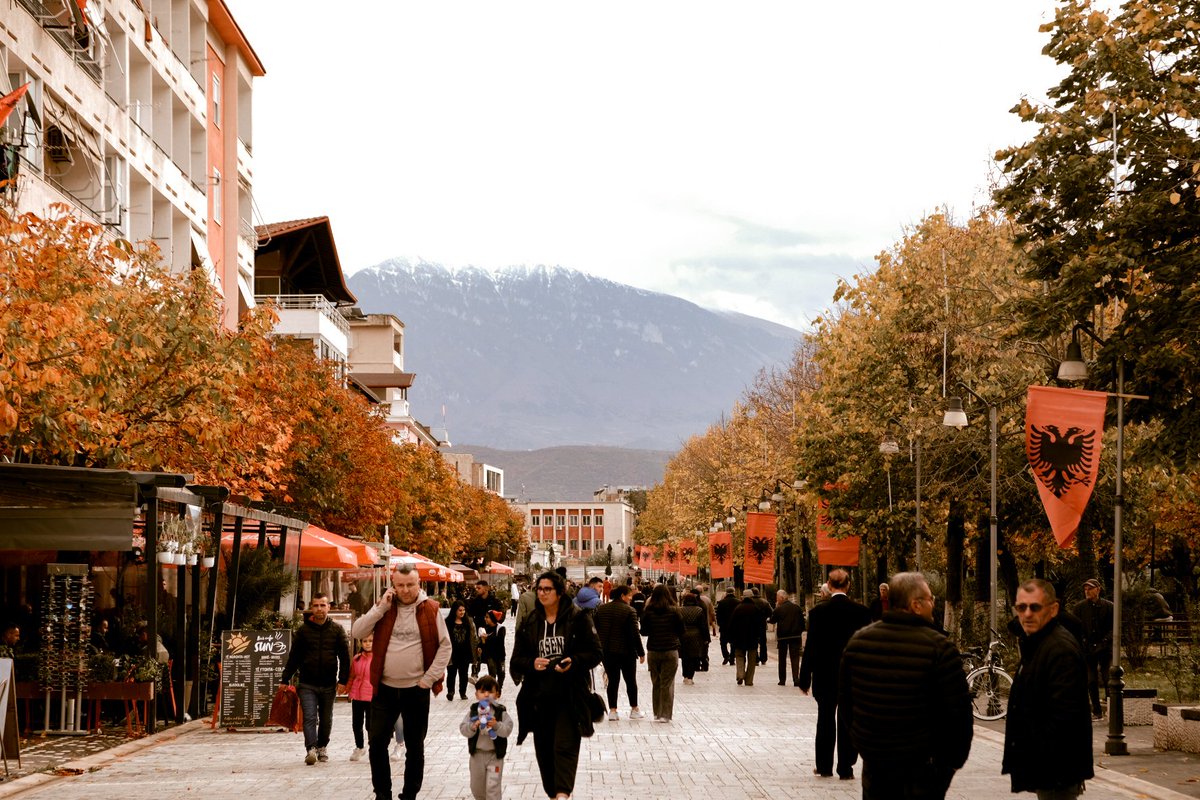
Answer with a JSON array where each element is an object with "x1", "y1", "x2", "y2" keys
[{"x1": 228, "y1": 1, "x2": 1064, "y2": 330}]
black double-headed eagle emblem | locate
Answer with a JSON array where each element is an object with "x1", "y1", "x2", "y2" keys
[
  {"x1": 748, "y1": 536, "x2": 773, "y2": 565},
  {"x1": 1028, "y1": 424, "x2": 1097, "y2": 498},
  {"x1": 710, "y1": 542, "x2": 730, "y2": 564}
]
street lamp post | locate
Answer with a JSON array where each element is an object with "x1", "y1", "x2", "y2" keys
[
  {"x1": 1058, "y1": 324, "x2": 1148, "y2": 757},
  {"x1": 943, "y1": 385, "x2": 1024, "y2": 640}
]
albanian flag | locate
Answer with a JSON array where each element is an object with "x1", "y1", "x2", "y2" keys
[
  {"x1": 744, "y1": 512, "x2": 776, "y2": 585},
  {"x1": 0, "y1": 84, "x2": 30, "y2": 128},
  {"x1": 816, "y1": 482, "x2": 859, "y2": 566},
  {"x1": 679, "y1": 539, "x2": 698, "y2": 577},
  {"x1": 1026, "y1": 385, "x2": 1107, "y2": 548},
  {"x1": 664, "y1": 543, "x2": 680, "y2": 574},
  {"x1": 707, "y1": 531, "x2": 733, "y2": 579}
]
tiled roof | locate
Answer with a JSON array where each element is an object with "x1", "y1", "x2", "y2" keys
[{"x1": 255, "y1": 217, "x2": 328, "y2": 241}]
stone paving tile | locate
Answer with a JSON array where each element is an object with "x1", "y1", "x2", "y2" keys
[{"x1": 4, "y1": 643, "x2": 1192, "y2": 800}]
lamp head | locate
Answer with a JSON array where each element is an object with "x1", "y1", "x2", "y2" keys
[
  {"x1": 942, "y1": 397, "x2": 968, "y2": 428},
  {"x1": 879, "y1": 438, "x2": 900, "y2": 455},
  {"x1": 1057, "y1": 339, "x2": 1089, "y2": 382}
]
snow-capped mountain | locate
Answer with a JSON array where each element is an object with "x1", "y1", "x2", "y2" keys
[{"x1": 346, "y1": 259, "x2": 800, "y2": 451}]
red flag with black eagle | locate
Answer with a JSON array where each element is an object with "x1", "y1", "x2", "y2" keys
[
  {"x1": 0, "y1": 84, "x2": 30, "y2": 128},
  {"x1": 707, "y1": 531, "x2": 733, "y2": 579},
  {"x1": 1025, "y1": 386, "x2": 1107, "y2": 548},
  {"x1": 743, "y1": 512, "x2": 776, "y2": 585},
  {"x1": 664, "y1": 543, "x2": 680, "y2": 574},
  {"x1": 679, "y1": 539, "x2": 698, "y2": 577},
  {"x1": 816, "y1": 482, "x2": 860, "y2": 566}
]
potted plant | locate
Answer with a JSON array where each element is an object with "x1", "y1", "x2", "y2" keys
[{"x1": 158, "y1": 517, "x2": 187, "y2": 563}]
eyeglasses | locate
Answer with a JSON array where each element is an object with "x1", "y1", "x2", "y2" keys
[
  {"x1": 1013, "y1": 603, "x2": 1044, "y2": 613},
  {"x1": 536, "y1": 586, "x2": 555, "y2": 593}
]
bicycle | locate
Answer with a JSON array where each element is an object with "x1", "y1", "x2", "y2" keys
[{"x1": 965, "y1": 639, "x2": 1013, "y2": 721}]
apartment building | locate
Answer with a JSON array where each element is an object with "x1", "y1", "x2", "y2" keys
[
  {"x1": 1, "y1": 0, "x2": 262, "y2": 330},
  {"x1": 344, "y1": 310, "x2": 441, "y2": 447},
  {"x1": 443, "y1": 452, "x2": 503, "y2": 495},
  {"x1": 510, "y1": 499, "x2": 636, "y2": 564}
]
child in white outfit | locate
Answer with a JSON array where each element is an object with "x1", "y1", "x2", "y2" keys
[{"x1": 458, "y1": 675, "x2": 512, "y2": 800}]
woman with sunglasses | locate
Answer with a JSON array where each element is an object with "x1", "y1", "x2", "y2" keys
[{"x1": 510, "y1": 570, "x2": 602, "y2": 800}]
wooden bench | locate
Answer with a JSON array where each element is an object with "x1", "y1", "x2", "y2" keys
[{"x1": 1143, "y1": 618, "x2": 1192, "y2": 655}]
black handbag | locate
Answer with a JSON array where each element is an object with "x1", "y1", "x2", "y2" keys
[{"x1": 586, "y1": 689, "x2": 607, "y2": 723}]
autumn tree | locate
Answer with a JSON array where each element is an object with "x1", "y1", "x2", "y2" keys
[{"x1": 993, "y1": 0, "x2": 1200, "y2": 464}]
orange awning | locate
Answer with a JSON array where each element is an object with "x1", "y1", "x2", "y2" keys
[
  {"x1": 390, "y1": 548, "x2": 464, "y2": 582},
  {"x1": 484, "y1": 561, "x2": 514, "y2": 574},
  {"x1": 303, "y1": 524, "x2": 378, "y2": 566},
  {"x1": 220, "y1": 524, "x2": 377, "y2": 570}
]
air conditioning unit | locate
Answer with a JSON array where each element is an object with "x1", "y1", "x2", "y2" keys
[{"x1": 45, "y1": 125, "x2": 73, "y2": 164}]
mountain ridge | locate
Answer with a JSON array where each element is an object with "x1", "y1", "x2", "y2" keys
[{"x1": 346, "y1": 258, "x2": 800, "y2": 450}]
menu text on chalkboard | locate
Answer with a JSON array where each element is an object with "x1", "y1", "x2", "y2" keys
[{"x1": 219, "y1": 629, "x2": 292, "y2": 728}]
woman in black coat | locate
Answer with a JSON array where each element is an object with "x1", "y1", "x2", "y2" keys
[
  {"x1": 510, "y1": 570, "x2": 602, "y2": 800},
  {"x1": 640, "y1": 584, "x2": 684, "y2": 722}
]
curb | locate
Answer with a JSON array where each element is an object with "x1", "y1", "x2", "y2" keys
[
  {"x1": 973, "y1": 727, "x2": 1197, "y2": 800},
  {"x1": 0, "y1": 718, "x2": 209, "y2": 799}
]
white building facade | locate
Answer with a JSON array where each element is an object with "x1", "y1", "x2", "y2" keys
[
  {"x1": 2, "y1": 0, "x2": 263, "y2": 330},
  {"x1": 510, "y1": 499, "x2": 636, "y2": 566}
]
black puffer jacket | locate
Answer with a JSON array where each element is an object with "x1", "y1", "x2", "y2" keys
[
  {"x1": 1002, "y1": 618, "x2": 1094, "y2": 792},
  {"x1": 281, "y1": 617, "x2": 351, "y2": 687},
  {"x1": 640, "y1": 605, "x2": 683, "y2": 652},
  {"x1": 839, "y1": 611, "x2": 972, "y2": 772}
]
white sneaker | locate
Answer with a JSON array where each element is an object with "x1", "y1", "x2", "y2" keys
[
  {"x1": 607, "y1": 709, "x2": 618, "y2": 721},
  {"x1": 390, "y1": 741, "x2": 403, "y2": 761},
  {"x1": 349, "y1": 747, "x2": 365, "y2": 762},
  {"x1": 629, "y1": 709, "x2": 646, "y2": 720},
  {"x1": 683, "y1": 678, "x2": 694, "y2": 685},
  {"x1": 304, "y1": 748, "x2": 317, "y2": 766},
  {"x1": 316, "y1": 747, "x2": 328, "y2": 762}
]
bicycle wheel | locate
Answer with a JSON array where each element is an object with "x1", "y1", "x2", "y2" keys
[{"x1": 966, "y1": 665, "x2": 1013, "y2": 721}]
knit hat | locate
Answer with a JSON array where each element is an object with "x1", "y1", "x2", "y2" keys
[
  {"x1": 574, "y1": 587, "x2": 601, "y2": 610},
  {"x1": 742, "y1": 588, "x2": 755, "y2": 598}
]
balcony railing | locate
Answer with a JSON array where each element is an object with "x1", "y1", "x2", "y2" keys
[{"x1": 255, "y1": 294, "x2": 351, "y2": 337}]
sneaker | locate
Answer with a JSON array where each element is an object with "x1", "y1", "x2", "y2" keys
[
  {"x1": 629, "y1": 709, "x2": 646, "y2": 720},
  {"x1": 316, "y1": 747, "x2": 328, "y2": 762},
  {"x1": 683, "y1": 678, "x2": 694, "y2": 685},
  {"x1": 390, "y1": 741, "x2": 403, "y2": 761},
  {"x1": 467, "y1": 674, "x2": 478, "y2": 685},
  {"x1": 655, "y1": 717, "x2": 670, "y2": 723},
  {"x1": 607, "y1": 709, "x2": 618, "y2": 721},
  {"x1": 349, "y1": 747, "x2": 365, "y2": 762},
  {"x1": 447, "y1": 693, "x2": 455, "y2": 701},
  {"x1": 304, "y1": 748, "x2": 317, "y2": 766}
]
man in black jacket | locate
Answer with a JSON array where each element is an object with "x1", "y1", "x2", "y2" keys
[
  {"x1": 728, "y1": 589, "x2": 766, "y2": 686},
  {"x1": 1003, "y1": 578, "x2": 1093, "y2": 800},
  {"x1": 770, "y1": 590, "x2": 805, "y2": 686},
  {"x1": 592, "y1": 585, "x2": 646, "y2": 720},
  {"x1": 1071, "y1": 578, "x2": 1113, "y2": 719},
  {"x1": 799, "y1": 568, "x2": 871, "y2": 780},
  {"x1": 840, "y1": 572, "x2": 972, "y2": 798},
  {"x1": 280, "y1": 593, "x2": 351, "y2": 765},
  {"x1": 714, "y1": 587, "x2": 739, "y2": 665}
]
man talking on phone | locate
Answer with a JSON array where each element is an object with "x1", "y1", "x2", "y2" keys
[{"x1": 353, "y1": 566, "x2": 451, "y2": 800}]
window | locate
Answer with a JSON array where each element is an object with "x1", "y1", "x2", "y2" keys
[
  {"x1": 211, "y1": 74, "x2": 221, "y2": 128},
  {"x1": 582, "y1": 540, "x2": 591, "y2": 551},
  {"x1": 569, "y1": 514, "x2": 579, "y2": 527},
  {"x1": 212, "y1": 168, "x2": 222, "y2": 223},
  {"x1": 556, "y1": 515, "x2": 566, "y2": 528},
  {"x1": 582, "y1": 514, "x2": 591, "y2": 526},
  {"x1": 594, "y1": 513, "x2": 604, "y2": 527},
  {"x1": 530, "y1": 515, "x2": 540, "y2": 527}
]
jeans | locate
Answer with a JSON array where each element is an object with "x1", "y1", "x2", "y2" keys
[
  {"x1": 447, "y1": 659, "x2": 471, "y2": 699},
  {"x1": 777, "y1": 639, "x2": 801, "y2": 684},
  {"x1": 681, "y1": 655, "x2": 700, "y2": 679},
  {"x1": 484, "y1": 656, "x2": 506, "y2": 692},
  {"x1": 646, "y1": 650, "x2": 678, "y2": 720},
  {"x1": 734, "y1": 649, "x2": 757, "y2": 686},
  {"x1": 351, "y1": 698, "x2": 371, "y2": 749},
  {"x1": 297, "y1": 683, "x2": 336, "y2": 750},
  {"x1": 862, "y1": 759, "x2": 955, "y2": 800},
  {"x1": 602, "y1": 653, "x2": 639, "y2": 709},
  {"x1": 368, "y1": 684, "x2": 431, "y2": 800},
  {"x1": 1085, "y1": 652, "x2": 1111, "y2": 716}
]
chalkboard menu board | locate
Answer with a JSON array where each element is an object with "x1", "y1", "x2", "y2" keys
[{"x1": 219, "y1": 630, "x2": 292, "y2": 728}]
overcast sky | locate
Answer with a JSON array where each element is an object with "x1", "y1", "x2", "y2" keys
[{"x1": 226, "y1": 2, "x2": 1065, "y2": 330}]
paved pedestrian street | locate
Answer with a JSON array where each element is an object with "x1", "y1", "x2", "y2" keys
[{"x1": 4, "y1": 656, "x2": 1190, "y2": 800}]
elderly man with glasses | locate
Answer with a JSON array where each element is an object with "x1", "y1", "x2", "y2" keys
[{"x1": 1002, "y1": 578, "x2": 1094, "y2": 800}]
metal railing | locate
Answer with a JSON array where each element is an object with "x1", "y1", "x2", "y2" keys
[{"x1": 255, "y1": 294, "x2": 351, "y2": 337}]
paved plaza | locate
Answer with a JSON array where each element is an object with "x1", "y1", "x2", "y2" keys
[{"x1": 2, "y1": 644, "x2": 1196, "y2": 800}]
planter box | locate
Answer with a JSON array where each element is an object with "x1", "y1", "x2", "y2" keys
[
  {"x1": 1153, "y1": 703, "x2": 1200, "y2": 753},
  {"x1": 1120, "y1": 687, "x2": 1157, "y2": 726},
  {"x1": 85, "y1": 681, "x2": 155, "y2": 701}
]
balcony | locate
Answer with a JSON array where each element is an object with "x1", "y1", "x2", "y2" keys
[{"x1": 256, "y1": 294, "x2": 350, "y2": 357}]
